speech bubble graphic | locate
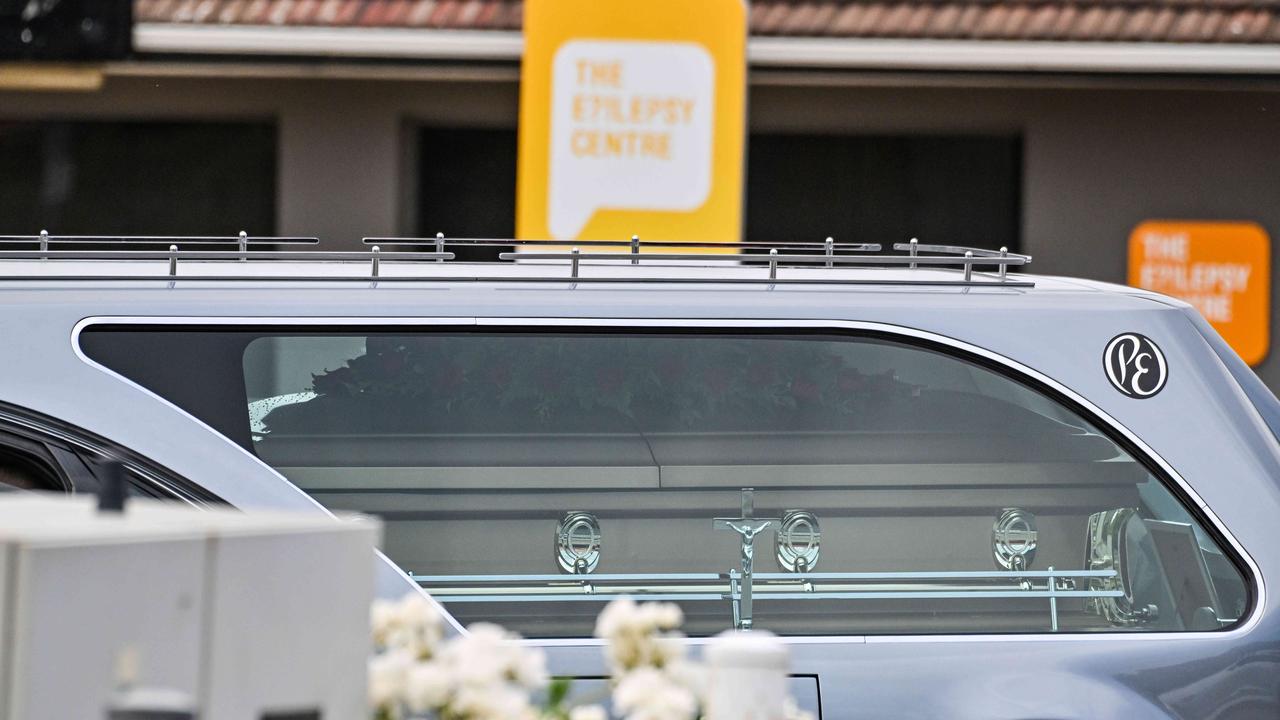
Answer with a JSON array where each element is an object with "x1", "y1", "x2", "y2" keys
[{"x1": 547, "y1": 40, "x2": 715, "y2": 241}]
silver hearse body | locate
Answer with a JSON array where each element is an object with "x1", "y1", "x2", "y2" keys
[{"x1": 0, "y1": 238, "x2": 1277, "y2": 718}]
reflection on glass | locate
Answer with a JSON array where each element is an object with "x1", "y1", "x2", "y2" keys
[{"x1": 85, "y1": 329, "x2": 1251, "y2": 638}]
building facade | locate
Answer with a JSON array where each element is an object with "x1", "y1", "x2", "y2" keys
[{"x1": 1, "y1": 0, "x2": 1279, "y2": 379}]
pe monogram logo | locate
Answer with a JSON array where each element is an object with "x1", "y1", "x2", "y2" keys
[{"x1": 1104, "y1": 333, "x2": 1168, "y2": 399}]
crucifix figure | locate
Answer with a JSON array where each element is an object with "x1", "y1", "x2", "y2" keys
[{"x1": 714, "y1": 488, "x2": 780, "y2": 630}]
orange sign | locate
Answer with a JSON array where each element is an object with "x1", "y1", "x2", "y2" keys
[{"x1": 1129, "y1": 221, "x2": 1271, "y2": 366}]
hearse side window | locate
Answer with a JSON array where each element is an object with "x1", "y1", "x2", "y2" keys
[{"x1": 82, "y1": 328, "x2": 1251, "y2": 638}]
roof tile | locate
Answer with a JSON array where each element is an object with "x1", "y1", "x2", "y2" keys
[
  {"x1": 427, "y1": 0, "x2": 462, "y2": 28},
  {"x1": 811, "y1": 3, "x2": 840, "y2": 35},
  {"x1": 925, "y1": 4, "x2": 962, "y2": 37},
  {"x1": 1148, "y1": 7, "x2": 1178, "y2": 38},
  {"x1": 880, "y1": 4, "x2": 915, "y2": 36},
  {"x1": 469, "y1": 0, "x2": 503, "y2": 29},
  {"x1": 1023, "y1": 5, "x2": 1059, "y2": 38},
  {"x1": 954, "y1": 5, "x2": 984, "y2": 35},
  {"x1": 973, "y1": 5, "x2": 1011, "y2": 37},
  {"x1": 1099, "y1": 7, "x2": 1129, "y2": 38},
  {"x1": 757, "y1": 2, "x2": 793, "y2": 34},
  {"x1": 831, "y1": 3, "x2": 866, "y2": 34},
  {"x1": 216, "y1": 0, "x2": 249, "y2": 24},
  {"x1": 133, "y1": 0, "x2": 1280, "y2": 44},
  {"x1": 239, "y1": 0, "x2": 273, "y2": 24},
  {"x1": 1005, "y1": 5, "x2": 1031, "y2": 38},
  {"x1": 286, "y1": 0, "x2": 319, "y2": 24},
  {"x1": 778, "y1": 1, "x2": 814, "y2": 34},
  {"x1": 856, "y1": 3, "x2": 888, "y2": 35}
]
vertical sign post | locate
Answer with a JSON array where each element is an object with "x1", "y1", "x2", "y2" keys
[
  {"x1": 517, "y1": 0, "x2": 747, "y2": 247},
  {"x1": 1129, "y1": 221, "x2": 1271, "y2": 366}
]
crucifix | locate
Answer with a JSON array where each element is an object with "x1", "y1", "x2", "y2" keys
[{"x1": 714, "y1": 488, "x2": 779, "y2": 630}]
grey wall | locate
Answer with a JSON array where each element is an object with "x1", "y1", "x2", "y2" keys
[
  {"x1": 0, "y1": 73, "x2": 520, "y2": 243},
  {"x1": 747, "y1": 81, "x2": 1280, "y2": 385},
  {"x1": 2, "y1": 69, "x2": 1278, "y2": 382}
]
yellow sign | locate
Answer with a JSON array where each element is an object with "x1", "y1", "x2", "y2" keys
[
  {"x1": 1129, "y1": 221, "x2": 1271, "y2": 366},
  {"x1": 0, "y1": 63, "x2": 103, "y2": 92},
  {"x1": 516, "y1": 0, "x2": 747, "y2": 245}
]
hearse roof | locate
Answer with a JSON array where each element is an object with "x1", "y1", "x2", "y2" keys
[{"x1": 0, "y1": 234, "x2": 1172, "y2": 313}]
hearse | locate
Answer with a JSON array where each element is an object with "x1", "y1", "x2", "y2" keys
[{"x1": 0, "y1": 233, "x2": 1275, "y2": 718}]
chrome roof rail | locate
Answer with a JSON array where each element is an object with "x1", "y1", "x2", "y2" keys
[
  {"x1": 362, "y1": 234, "x2": 884, "y2": 253},
  {"x1": 0, "y1": 232, "x2": 320, "y2": 247},
  {"x1": 0, "y1": 231, "x2": 1032, "y2": 287}
]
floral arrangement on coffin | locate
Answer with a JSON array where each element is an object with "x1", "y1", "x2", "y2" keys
[
  {"x1": 267, "y1": 335, "x2": 914, "y2": 434},
  {"x1": 368, "y1": 593, "x2": 814, "y2": 720}
]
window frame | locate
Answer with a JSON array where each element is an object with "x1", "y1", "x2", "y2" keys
[
  {"x1": 72, "y1": 315, "x2": 1264, "y2": 641},
  {"x1": 0, "y1": 400, "x2": 224, "y2": 505}
]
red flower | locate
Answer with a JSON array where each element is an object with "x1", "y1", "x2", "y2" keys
[
  {"x1": 534, "y1": 365, "x2": 562, "y2": 392},
  {"x1": 379, "y1": 352, "x2": 405, "y2": 375},
  {"x1": 313, "y1": 366, "x2": 353, "y2": 396},
  {"x1": 486, "y1": 362, "x2": 513, "y2": 388},
  {"x1": 657, "y1": 355, "x2": 686, "y2": 385},
  {"x1": 703, "y1": 368, "x2": 731, "y2": 396},
  {"x1": 595, "y1": 366, "x2": 626, "y2": 394},
  {"x1": 791, "y1": 378, "x2": 820, "y2": 403},
  {"x1": 441, "y1": 363, "x2": 465, "y2": 389},
  {"x1": 836, "y1": 369, "x2": 864, "y2": 393},
  {"x1": 747, "y1": 362, "x2": 778, "y2": 386}
]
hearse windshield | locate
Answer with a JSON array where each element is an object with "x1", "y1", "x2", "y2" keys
[{"x1": 81, "y1": 327, "x2": 1250, "y2": 638}]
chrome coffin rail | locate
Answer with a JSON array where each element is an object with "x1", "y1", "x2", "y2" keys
[{"x1": 413, "y1": 569, "x2": 1121, "y2": 632}]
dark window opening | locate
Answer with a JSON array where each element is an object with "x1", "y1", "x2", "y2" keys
[
  {"x1": 0, "y1": 446, "x2": 65, "y2": 493},
  {"x1": 417, "y1": 126, "x2": 517, "y2": 261},
  {"x1": 414, "y1": 128, "x2": 1020, "y2": 257},
  {"x1": 0, "y1": 120, "x2": 277, "y2": 236},
  {"x1": 746, "y1": 133, "x2": 1022, "y2": 253}
]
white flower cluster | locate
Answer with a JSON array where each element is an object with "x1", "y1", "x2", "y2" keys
[
  {"x1": 593, "y1": 598, "x2": 702, "y2": 720},
  {"x1": 594, "y1": 597, "x2": 814, "y2": 720},
  {"x1": 368, "y1": 593, "x2": 813, "y2": 720},
  {"x1": 368, "y1": 593, "x2": 550, "y2": 720}
]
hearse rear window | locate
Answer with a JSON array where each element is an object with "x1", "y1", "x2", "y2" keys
[{"x1": 81, "y1": 327, "x2": 1250, "y2": 638}]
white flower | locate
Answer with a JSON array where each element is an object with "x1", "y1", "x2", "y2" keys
[
  {"x1": 569, "y1": 705, "x2": 608, "y2": 720},
  {"x1": 613, "y1": 667, "x2": 699, "y2": 720},
  {"x1": 596, "y1": 598, "x2": 691, "y2": 674},
  {"x1": 371, "y1": 593, "x2": 443, "y2": 659},
  {"x1": 403, "y1": 661, "x2": 452, "y2": 713},
  {"x1": 650, "y1": 632, "x2": 688, "y2": 669},
  {"x1": 396, "y1": 593, "x2": 440, "y2": 635},
  {"x1": 595, "y1": 596, "x2": 640, "y2": 641},
  {"x1": 451, "y1": 683, "x2": 539, "y2": 720},
  {"x1": 596, "y1": 598, "x2": 683, "y2": 641},
  {"x1": 437, "y1": 622, "x2": 549, "y2": 693},
  {"x1": 368, "y1": 648, "x2": 413, "y2": 710},
  {"x1": 783, "y1": 696, "x2": 815, "y2": 720},
  {"x1": 662, "y1": 657, "x2": 706, "y2": 701},
  {"x1": 509, "y1": 641, "x2": 550, "y2": 690},
  {"x1": 396, "y1": 593, "x2": 444, "y2": 655},
  {"x1": 638, "y1": 601, "x2": 683, "y2": 631},
  {"x1": 442, "y1": 623, "x2": 514, "y2": 687},
  {"x1": 370, "y1": 599, "x2": 399, "y2": 647},
  {"x1": 368, "y1": 592, "x2": 552, "y2": 720}
]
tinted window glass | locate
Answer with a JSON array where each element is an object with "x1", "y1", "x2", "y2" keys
[{"x1": 83, "y1": 328, "x2": 1249, "y2": 638}]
